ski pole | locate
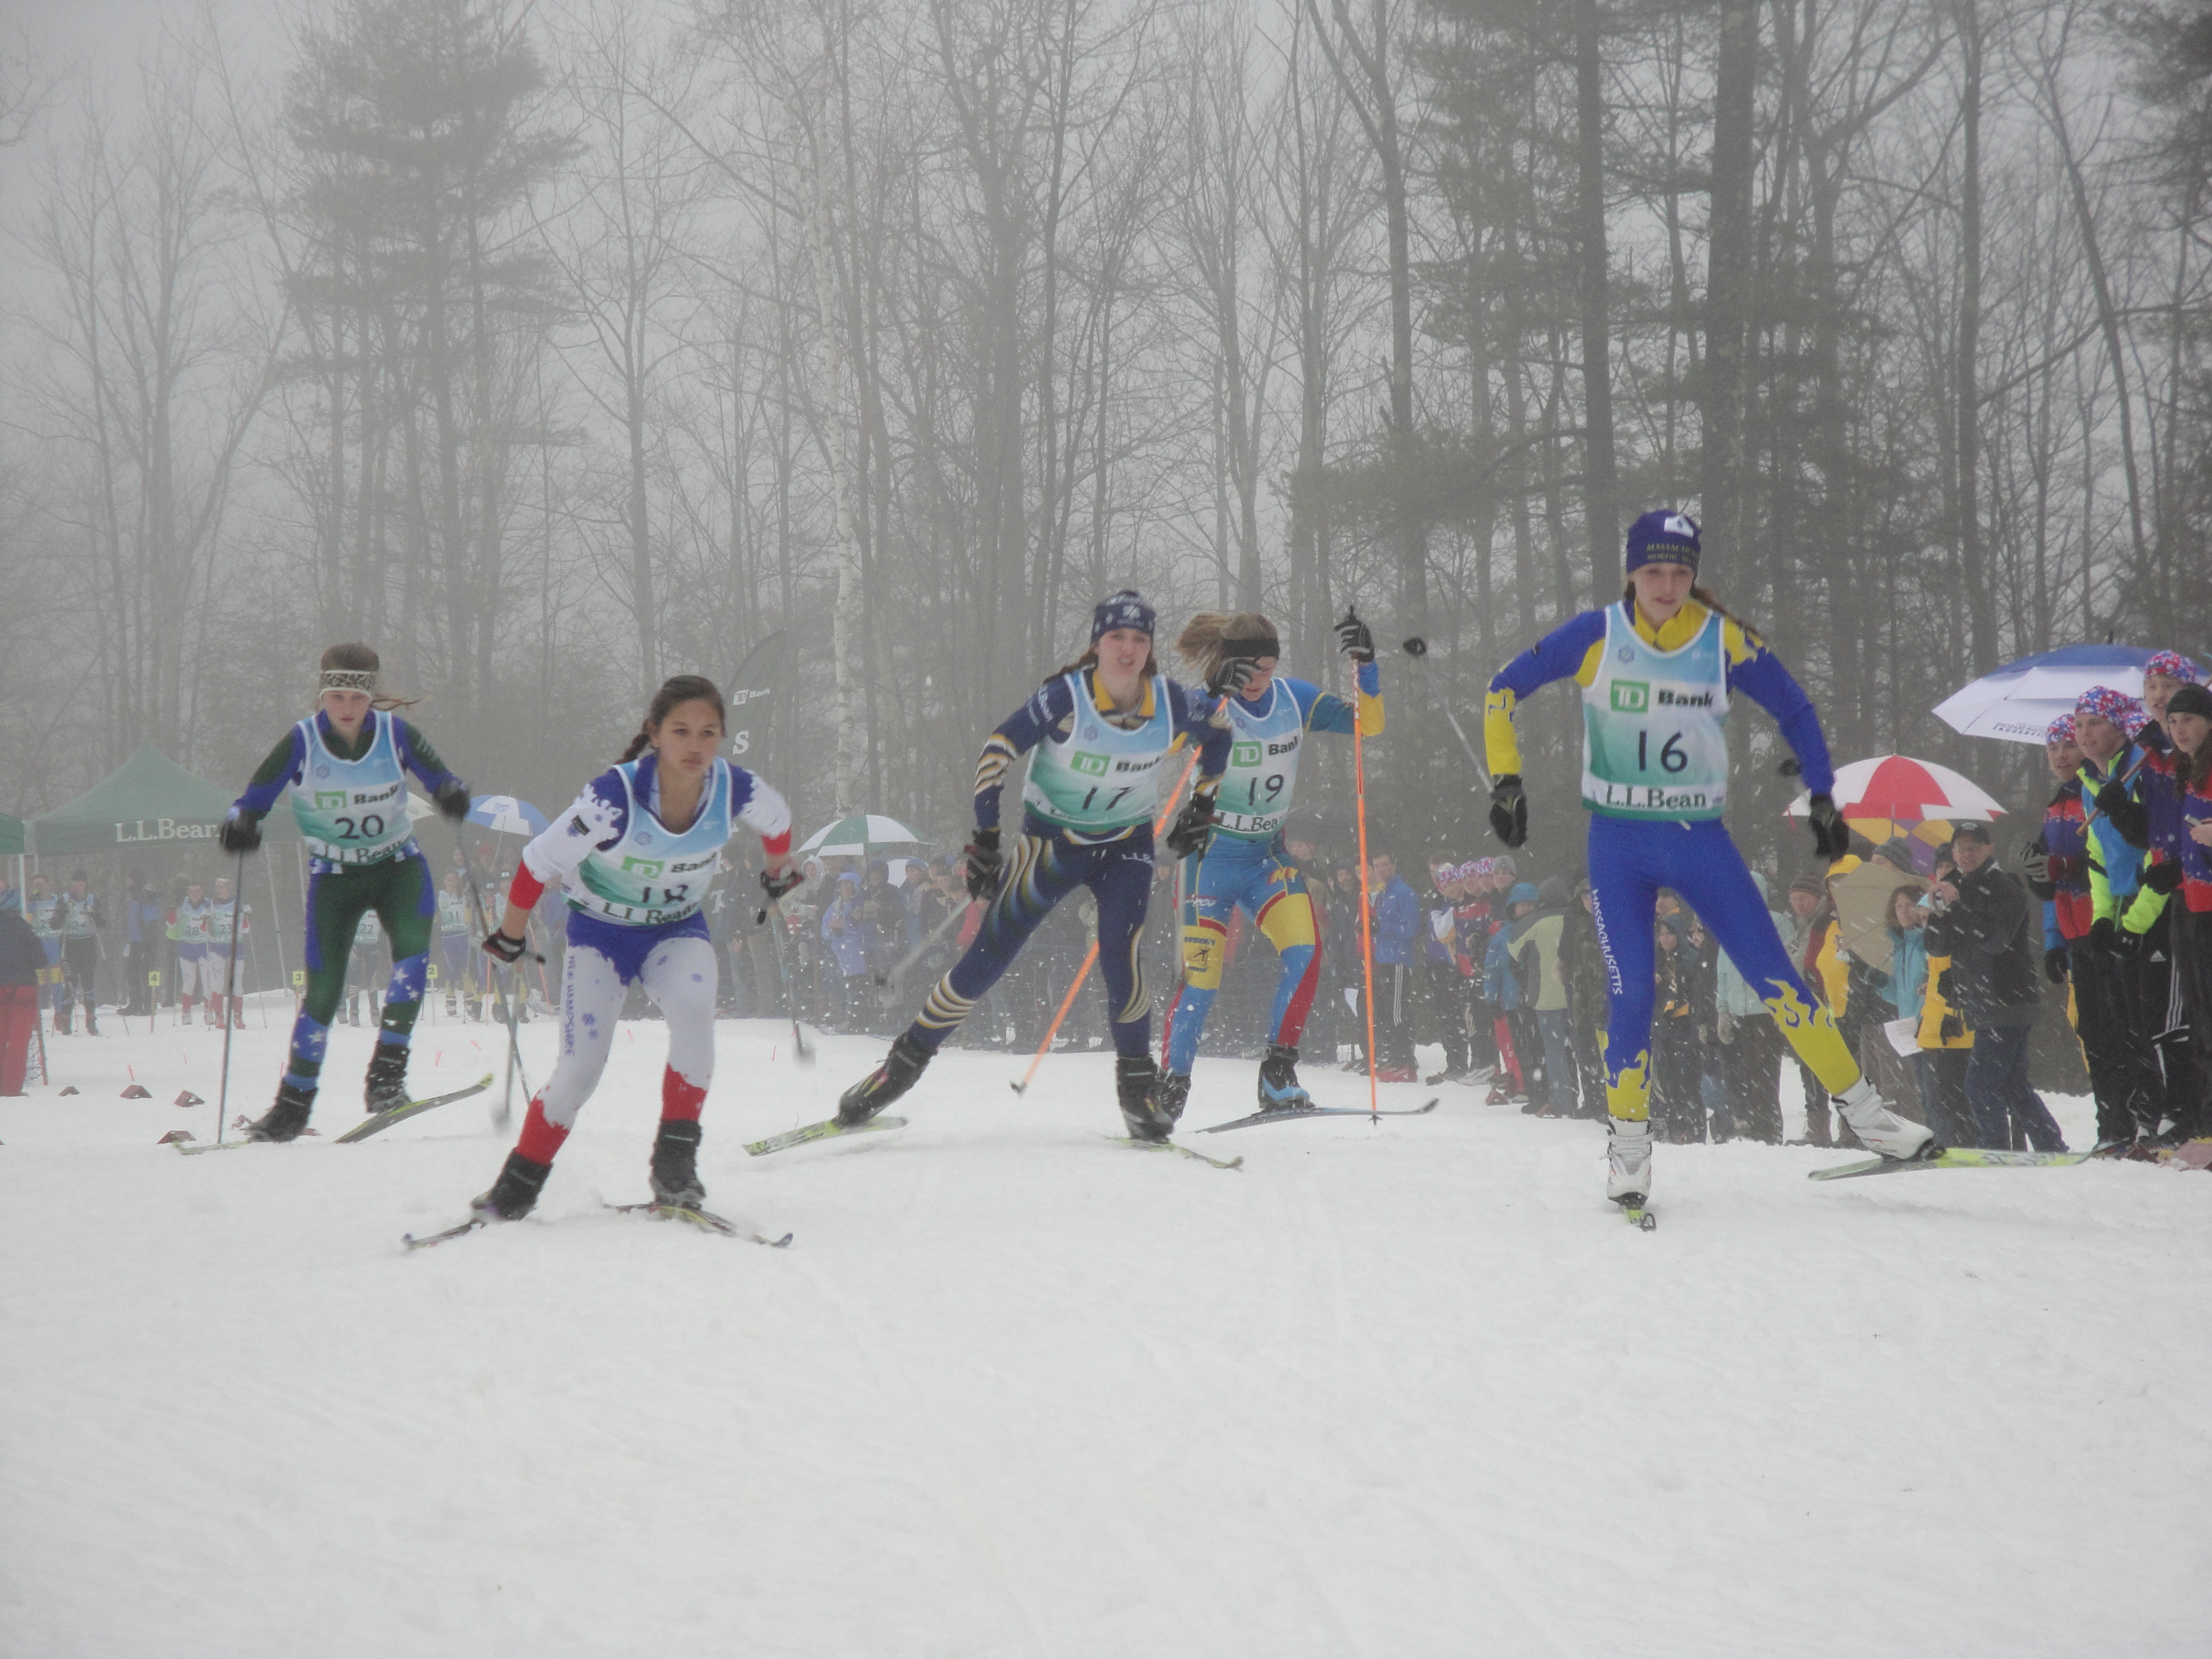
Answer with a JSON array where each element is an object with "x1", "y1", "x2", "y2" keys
[
  {"x1": 215, "y1": 847, "x2": 247, "y2": 1146},
  {"x1": 455, "y1": 829, "x2": 535, "y2": 1130},
  {"x1": 1010, "y1": 744, "x2": 1204, "y2": 1097},
  {"x1": 1354, "y1": 627, "x2": 1382, "y2": 1122},
  {"x1": 874, "y1": 902, "x2": 967, "y2": 1003},
  {"x1": 1400, "y1": 637, "x2": 1491, "y2": 794},
  {"x1": 757, "y1": 894, "x2": 816, "y2": 1067}
]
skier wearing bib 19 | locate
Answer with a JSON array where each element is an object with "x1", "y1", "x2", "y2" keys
[
  {"x1": 836, "y1": 591, "x2": 1233, "y2": 1141},
  {"x1": 1158, "y1": 609, "x2": 1384, "y2": 1120},
  {"x1": 1484, "y1": 511, "x2": 1934, "y2": 1213},
  {"x1": 220, "y1": 645, "x2": 472, "y2": 1140},
  {"x1": 468, "y1": 675, "x2": 794, "y2": 1222}
]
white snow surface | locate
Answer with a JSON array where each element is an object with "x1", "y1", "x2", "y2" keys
[{"x1": 3, "y1": 998, "x2": 2208, "y2": 1659}]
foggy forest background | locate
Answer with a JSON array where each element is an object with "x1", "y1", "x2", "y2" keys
[{"x1": 2, "y1": 0, "x2": 2208, "y2": 859}]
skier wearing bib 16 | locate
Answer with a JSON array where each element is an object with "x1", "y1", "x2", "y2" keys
[
  {"x1": 1484, "y1": 511, "x2": 1934, "y2": 1213},
  {"x1": 835, "y1": 591, "x2": 1233, "y2": 1141},
  {"x1": 1158, "y1": 609, "x2": 1384, "y2": 1120},
  {"x1": 220, "y1": 645, "x2": 472, "y2": 1139},
  {"x1": 468, "y1": 675, "x2": 795, "y2": 1222}
]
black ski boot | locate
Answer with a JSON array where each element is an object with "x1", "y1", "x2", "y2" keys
[
  {"x1": 1117, "y1": 1054, "x2": 1173, "y2": 1142},
  {"x1": 471, "y1": 1151, "x2": 552, "y2": 1222},
  {"x1": 244, "y1": 1079, "x2": 316, "y2": 1142},
  {"x1": 1256, "y1": 1044, "x2": 1311, "y2": 1113},
  {"x1": 649, "y1": 1119, "x2": 706, "y2": 1209},
  {"x1": 838, "y1": 1031, "x2": 932, "y2": 1125},
  {"x1": 363, "y1": 1041, "x2": 411, "y2": 1115},
  {"x1": 1157, "y1": 1071, "x2": 1192, "y2": 1124}
]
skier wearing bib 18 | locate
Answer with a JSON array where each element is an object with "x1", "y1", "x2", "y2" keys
[
  {"x1": 1158, "y1": 609, "x2": 1384, "y2": 1120},
  {"x1": 1484, "y1": 511, "x2": 1934, "y2": 1214},
  {"x1": 468, "y1": 675, "x2": 794, "y2": 1222},
  {"x1": 835, "y1": 591, "x2": 1233, "y2": 1142},
  {"x1": 220, "y1": 644, "x2": 472, "y2": 1139}
]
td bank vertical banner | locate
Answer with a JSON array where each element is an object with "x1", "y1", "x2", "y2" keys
[{"x1": 726, "y1": 632, "x2": 787, "y2": 775}]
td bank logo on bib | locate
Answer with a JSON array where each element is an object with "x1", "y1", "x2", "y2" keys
[
  {"x1": 315, "y1": 791, "x2": 348, "y2": 811},
  {"x1": 1609, "y1": 680, "x2": 1650, "y2": 714},
  {"x1": 1070, "y1": 752, "x2": 1109, "y2": 776},
  {"x1": 1231, "y1": 741, "x2": 1262, "y2": 768},
  {"x1": 620, "y1": 856, "x2": 665, "y2": 878}
]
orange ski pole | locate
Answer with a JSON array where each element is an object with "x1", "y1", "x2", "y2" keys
[
  {"x1": 1352, "y1": 681, "x2": 1381, "y2": 1123},
  {"x1": 1010, "y1": 744, "x2": 1205, "y2": 1097}
]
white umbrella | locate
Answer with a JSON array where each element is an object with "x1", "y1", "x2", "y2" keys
[
  {"x1": 797, "y1": 812, "x2": 926, "y2": 859},
  {"x1": 1932, "y1": 644, "x2": 2175, "y2": 745},
  {"x1": 467, "y1": 795, "x2": 549, "y2": 837}
]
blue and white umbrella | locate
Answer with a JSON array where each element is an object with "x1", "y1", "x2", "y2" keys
[
  {"x1": 467, "y1": 795, "x2": 549, "y2": 837},
  {"x1": 1933, "y1": 644, "x2": 2191, "y2": 746}
]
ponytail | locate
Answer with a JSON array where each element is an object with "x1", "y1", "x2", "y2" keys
[
  {"x1": 1173, "y1": 610, "x2": 1275, "y2": 688},
  {"x1": 314, "y1": 642, "x2": 420, "y2": 712},
  {"x1": 617, "y1": 674, "x2": 727, "y2": 766},
  {"x1": 1620, "y1": 582, "x2": 1766, "y2": 649}
]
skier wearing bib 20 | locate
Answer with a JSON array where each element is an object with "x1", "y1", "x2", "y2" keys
[
  {"x1": 469, "y1": 675, "x2": 795, "y2": 1222},
  {"x1": 836, "y1": 591, "x2": 1233, "y2": 1142},
  {"x1": 220, "y1": 644, "x2": 472, "y2": 1140},
  {"x1": 1484, "y1": 511, "x2": 1934, "y2": 1213},
  {"x1": 1158, "y1": 609, "x2": 1384, "y2": 1120}
]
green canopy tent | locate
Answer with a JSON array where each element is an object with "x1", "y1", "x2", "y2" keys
[
  {"x1": 25, "y1": 742, "x2": 301, "y2": 856},
  {"x1": 0, "y1": 812, "x2": 22, "y2": 857}
]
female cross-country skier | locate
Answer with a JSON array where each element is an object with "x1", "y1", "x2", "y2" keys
[
  {"x1": 1483, "y1": 510, "x2": 1933, "y2": 1212},
  {"x1": 833, "y1": 591, "x2": 1233, "y2": 1141},
  {"x1": 220, "y1": 644, "x2": 472, "y2": 1139},
  {"x1": 1157, "y1": 608, "x2": 1383, "y2": 1120},
  {"x1": 468, "y1": 674, "x2": 795, "y2": 1222}
]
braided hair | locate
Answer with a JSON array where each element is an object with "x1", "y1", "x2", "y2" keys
[{"x1": 619, "y1": 675, "x2": 727, "y2": 764}]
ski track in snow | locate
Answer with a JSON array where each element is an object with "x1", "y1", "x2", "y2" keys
[{"x1": 2, "y1": 999, "x2": 2208, "y2": 1658}]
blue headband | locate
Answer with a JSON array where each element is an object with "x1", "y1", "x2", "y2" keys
[
  {"x1": 1092, "y1": 589, "x2": 1155, "y2": 642},
  {"x1": 1625, "y1": 509, "x2": 1701, "y2": 574}
]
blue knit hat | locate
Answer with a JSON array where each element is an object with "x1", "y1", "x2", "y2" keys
[
  {"x1": 1625, "y1": 509, "x2": 1701, "y2": 573},
  {"x1": 1092, "y1": 589, "x2": 1155, "y2": 643}
]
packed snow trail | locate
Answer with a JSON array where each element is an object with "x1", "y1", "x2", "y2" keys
[{"x1": 3, "y1": 1001, "x2": 2208, "y2": 1658}]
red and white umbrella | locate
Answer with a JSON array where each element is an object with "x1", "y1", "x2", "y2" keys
[{"x1": 1783, "y1": 755, "x2": 2005, "y2": 825}]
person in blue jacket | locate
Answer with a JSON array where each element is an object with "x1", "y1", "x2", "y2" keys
[
  {"x1": 834, "y1": 592, "x2": 1232, "y2": 1141},
  {"x1": 1157, "y1": 608, "x2": 1383, "y2": 1118},
  {"x1": 1366, "y1": 851, "x2": 1420, "y2": 1079},
  {"x1": 218, "y1": 643, "x2": 472, "y2": 1140},
  {"x1": 1483, "y1": 509, "x2": 1933, "y2": 1213}
]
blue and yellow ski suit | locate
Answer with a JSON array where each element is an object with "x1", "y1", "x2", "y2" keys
[{"x1": 1485, "y1": 597, "x2": 1866, "y2": 1125}]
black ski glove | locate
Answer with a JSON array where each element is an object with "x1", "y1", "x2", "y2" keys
[
  {"x1": 2018, "y1": 842, "x2": 2052, "y2": 894},
  {"x1": 1164, "y1": 795, "x2": 1217, "y2": 860},
  {"x1": 2114, "y1": 924, "x2": 2146, "y2": 962},
  {"x1": 2089, "y1": 916, "x2": 2122, "y2": 958},
  {"x1": 482, "y1": 928, "x2": 528, "y2": 964},
  {"x1": 1333, "y1": 609, "x2": 1376, "y2": 662},
  {"x1": 2095, "y1": 780, "x2": 2150, "y2": 848},
  {"x1": 2141, "y1": 859, "x2": 2183, "y2": 895},
  {"x1": 1208, "y1": 656, "x2": 1263, "y2": 698},
  {"x1": 1489, "y1": 775, "x2": 1528, "y2": 848},
  {"x1": 218, "y1": 810, "x2": 262, "y2": 855},
  {"x1": 2043, "y1": 946, "x2": 2069, "y2": 985},
  {"x1": 434, "y1": 778, "x2": 473, "y2": 822},
  {"x1": 1807, "y1": 794, "x2": 1850, "y2": 860},
  {"x1": 759, "y1": 865, "x2": 804, "y2": 902},
  {"x1": 964, "y1": 828, "x2": 1004, "y2": 900}
]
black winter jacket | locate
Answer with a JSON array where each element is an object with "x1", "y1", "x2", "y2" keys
[{"x1": 1926, "y1": 863, "x2": 2041, "y2": 1030}]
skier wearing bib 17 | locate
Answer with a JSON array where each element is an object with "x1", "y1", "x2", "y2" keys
[
  {"x1": 220, "y1": 645, "x2": 472, "y2": 1140},
  {"x1": 469, "y1": 675, "x2": 794, "y2": 1222},
  {"x1": 836, "y1": 591, "x2": 1233, "y2": 1141},
  {"x1": 1484, "y1": 511, "x2": 1934, "y2": 1214},
  {"x1": 1157, "y1": 609, "x2": 1384, "y2": 1120}
]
